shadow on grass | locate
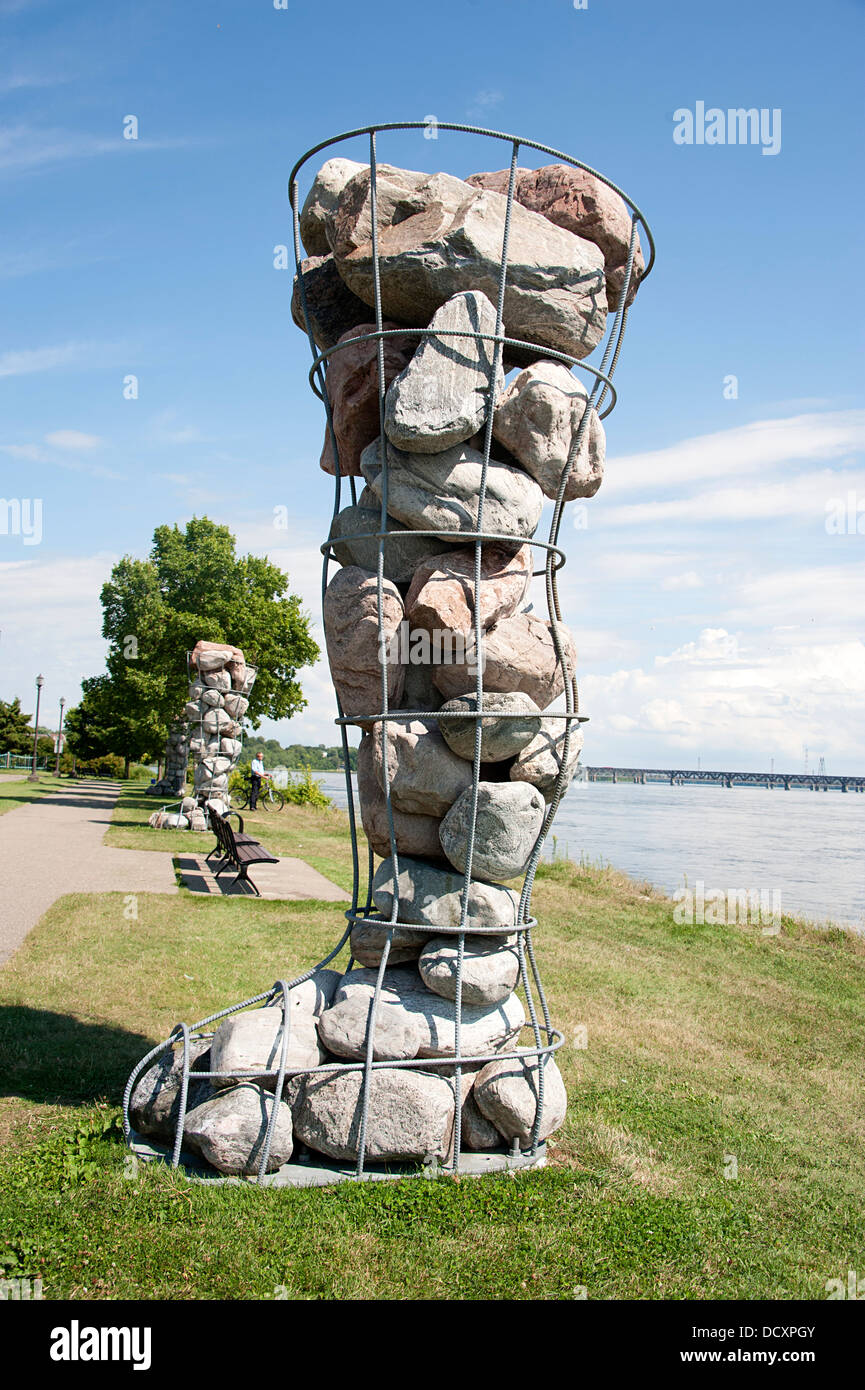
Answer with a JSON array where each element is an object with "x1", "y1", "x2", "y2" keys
[{"x1": 0, "y1": 1006, "x2": 155, "y2": 1107}]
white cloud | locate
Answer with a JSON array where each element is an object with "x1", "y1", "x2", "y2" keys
[
  {"x1": 598, "y1": 467, "x2": 865, "y2": 527},
  {"x1": 0, "y1": 553, "x2": 117, "y2": 708},
  {"x1": 661, "y1": 569, "x2": 703, "y2": 591},
  {"x1": 580, "y1": 627, "x2": 865, "y2": 770},
  {"x1": 44, "y1": 430, "x2": 103, "y2": 451},
  {"x1": 0, "y1": 124, "x2": 204, "y2": 176},
  {"x1": 604, "y1": 410, "x2": 865, "y2": 496},
  {"x1": 0, "y1": 339, "x2": 128, "y2": 377}
]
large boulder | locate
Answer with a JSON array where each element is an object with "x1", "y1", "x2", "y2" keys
[
  {"x1": 466, "y1": 163, "x2": 645, "y2": 309},
  {"x1": 328, "y1": 165, "x2": 607, "y2": 359},
  {"x1": 432, "y1": 612, "x2": 576, "y2": 709},
  {"x1": 473, "y1": 1054, "x2": 567, "y2": 1145},
  {"x1": 349, "y1": 919, "x2": 433, "y2": 969},
  {"x1": 319, "y1": 324, "x2": 416, "y2": 476},
  {"x1": 317, "y1": 966, "x2": 525, "y2": 1061},
  {"x1": 439, "y1": 782, "x2": 545, "y2": 882},
  {"x1": 438, "y1": 691, "x2": 542, "y2": 762},
  {"x1": 357, "y1": 732, "x2": 443, "y2": 860},
  {"x1": 461, "y1": 1086, "x2": 504, "y2": 1151},
  {"x1": 327, "y1": 504, "x2": 450, "y2": 584},
  {"x1": 299, "y1": 156, "x2": 367, "y2": 255},
  {"x1": 291, "y1": 254, "x2": 373, "y2": 353},
  {"x1": 360, "y1": 437, "x2": 543, "y2": 542},
  {"x1": 510, "y1": 718, "x2": 584, "y2": 801},
  {"x1": 384, "y1": 291, "x2": 503, "y2": 453},
  {"x1": 419, "y1": 934, "x2": 520, "y2": 1006},
  {"x1": 129, "y1": 1038, "x2": 214, "y2": 1143},
  {"x1": 190, "y1": 640, "x2": 243, "y2": 675},
  {"x1": 372, "y1": 855, "x2": 519, "y2": 930},
  {"x1": 405, "y1": 543, "x2": 531, "y2": 637},
  {"x1": 290, "y1": 1067, "x2": 454, "y2": 1163},
  {"x1": 397, "y1": 644, "x2": 446, "y2": 715},
  {"x1": 183, "y1": 1082, "x2": 294, "y2": 1175},
  {"x1": 323, "y1": 566, "x2": 405, "y2": 727},
  {"x1": 493, "y1": 360, "x2": 606, "y2": 501},
  {"x1": 370, "y1": 719, "x2": 472, "y2": 818},
  {"x1": 209, "y1": 1008, "x2": 322, "y2": 1090}
]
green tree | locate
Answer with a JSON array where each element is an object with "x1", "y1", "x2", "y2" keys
[
  {"x1": 64, "y1": 673, "x2": 164, "y2": 777},
  {"x1": 69, "y1": 517, "x2": 319, "y2": 774},
  {"x1": 0, "y1": 697, "x2": 34, "y2": 754}
]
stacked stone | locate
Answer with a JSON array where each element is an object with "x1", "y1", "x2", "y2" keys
[
  {"x1": 147, "y1": 718, "x2": 191, "y2": 797},
  {"x1": 296, "y1": 155, "x2": 631, "y2": 1163},
  {"x1": 184, "y1": 640, "x2": 256, "y2": 818},
  {"x1": 127, "y1": 148, "x2": 647, "y2": 1175}
]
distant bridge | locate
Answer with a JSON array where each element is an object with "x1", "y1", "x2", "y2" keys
[{"x1": 583, "y1": 767, "x2": 865, "y2": 793}]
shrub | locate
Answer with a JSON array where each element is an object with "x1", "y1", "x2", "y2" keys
[
  {"x1": 68, "y1": 753, "x2": 127, "y2": 779},
  {"x1": 284, "y1": 765, "x2": 332, "y2": 808}
]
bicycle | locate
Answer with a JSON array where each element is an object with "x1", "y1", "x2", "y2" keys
[{"x1": 235, "y1": 774, "x2": 285, "y2": 812}]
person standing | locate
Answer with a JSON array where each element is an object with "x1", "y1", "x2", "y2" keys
[{"x1": 249, "y1": 752, "x2": 265, "y2": 810}]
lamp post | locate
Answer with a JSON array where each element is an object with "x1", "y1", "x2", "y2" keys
[
  {"x1": 55, "y1": 697, "x2": 66, "y2": 776},
  {"x1": 28, "y1": 674, "x2": 45, "y2": 782}
]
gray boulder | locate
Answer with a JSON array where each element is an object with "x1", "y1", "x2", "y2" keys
[
  {"x1": 317, "y1": 966, "x2": 525, "y2": 1061},
  {"x1": 493, "y1": 360, "x2": 606, "y2": 501},
  {"x1": 385, "y1": 291, "x2": 503, "y2": 453},
  {"x1": 461, "y1": 1087, "x2": 504, "y2": 1151},
  {"x1": 440, "y1": 782, "x2": 545, "y2": 882},
  {"x1": 328, "y1": 504, "x2": 450, "y2": 584},
  {"x1": 432, "y1": 612, "x2": 576, "y2": 709},
  {"x1": 510, "y1": 718, "x2": 584, "y2": 801},
  {"x1": 349, "y1": 919, "x2": 432, "y2": 969},
  {"x1": 360, "y1": 436, "x2": 543, "y2": 542},
  {"x1": 299, "y1": 156, "x2": 367, "y2": 255},
  {"x1": 357, "y1": 732, "x2": 443, "y2": 860},
  {"x1": 438, "y1": 691, "x2": 542, "y2": 762},
  {"x1": 209, "y1": 1009, "x2": 322, "y2": 1090},
  {"x1": 322, "y1": 565, "x2": 405, "y2": 728},
  {"x1": 290, "y1": 1067, "x2": 454, "y2": 1163},
  {"x1": 419, "y1": 934, "x2": 520, "y2": 1005},
  {"x1": 183, "y1": 1082, "x2": 294, "y2": 1175},
  {"x1": 129, "y1": 1038, "x2": 213, "y2": 1143},
  {"x1": 370, "y1": 719, "x2": 473, "y2": 818},
  {"x1": 372, "y1": 855, "x2": 519, "y2": 930},
  {"x1": 328, "y1": 166, "x2": 607, "y2": 360},
  {"x1": 291, "y1": 254, "x2": 373, "y2": 353},
  {"x1": 473, "y1": 1054, "x2": 567, "y2": 1145}
]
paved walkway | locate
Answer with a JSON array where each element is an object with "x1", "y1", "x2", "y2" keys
[
  {"x1": 0, "y1": 780, "x2": 349, "y2": 966},
  {"x1": 0, "y1": 780, "x2": 179, "y2": 966},
  {"x1": 175, "y1": 853, "x2": 348, "y2": 901}
]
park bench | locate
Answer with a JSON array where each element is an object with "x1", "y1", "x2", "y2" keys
[{"x1": 205, "y1": 805, "x2": 278, "y2": 897}]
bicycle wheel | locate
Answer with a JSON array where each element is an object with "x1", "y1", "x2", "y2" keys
[
  {"x1": 270, "y1": 789, "x2": 286, "y2": 811},
  {"x1": 235, "y1": 792, "x2": 250, "y2": 810}
]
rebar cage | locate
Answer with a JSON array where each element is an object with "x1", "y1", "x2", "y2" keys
[{"x1": 123, "y1": 122, "x2": 654, "y2": 1186}]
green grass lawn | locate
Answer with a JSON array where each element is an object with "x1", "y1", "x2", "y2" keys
[
  {"x1": 1, "y1": 787, "x2": 863, "y2": 1300},
  {"x1": 0, "y1": 773, "x2": 66, "y2": 817}
]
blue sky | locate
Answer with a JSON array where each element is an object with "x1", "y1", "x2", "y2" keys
[{"x1": 1, "y1": 0, "x2": 863, "y2": 771}]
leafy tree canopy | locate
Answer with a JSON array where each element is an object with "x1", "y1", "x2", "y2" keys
[
  {"x1": 69, "y1": 516, "x2": 320, "y2": 770},
  {"x1": 0, "y1": 697, "x2": 34, "y2": 754}
]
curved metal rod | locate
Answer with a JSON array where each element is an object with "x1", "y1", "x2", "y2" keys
[{"x1": 287, "y1": 120, "x2": 656, "y2": 278}]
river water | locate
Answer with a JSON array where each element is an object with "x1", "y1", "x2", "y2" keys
[{"x1": 315, "y1": 774, "x2": 864, "y2": 932}]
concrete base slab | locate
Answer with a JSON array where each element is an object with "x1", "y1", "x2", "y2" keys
[
  {"x1": 128, "y1": 1131, "x2": 546, "y2": 1186},
  {"x1": 175, "y1": 853, "x2": 348, "y2": 902}
]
